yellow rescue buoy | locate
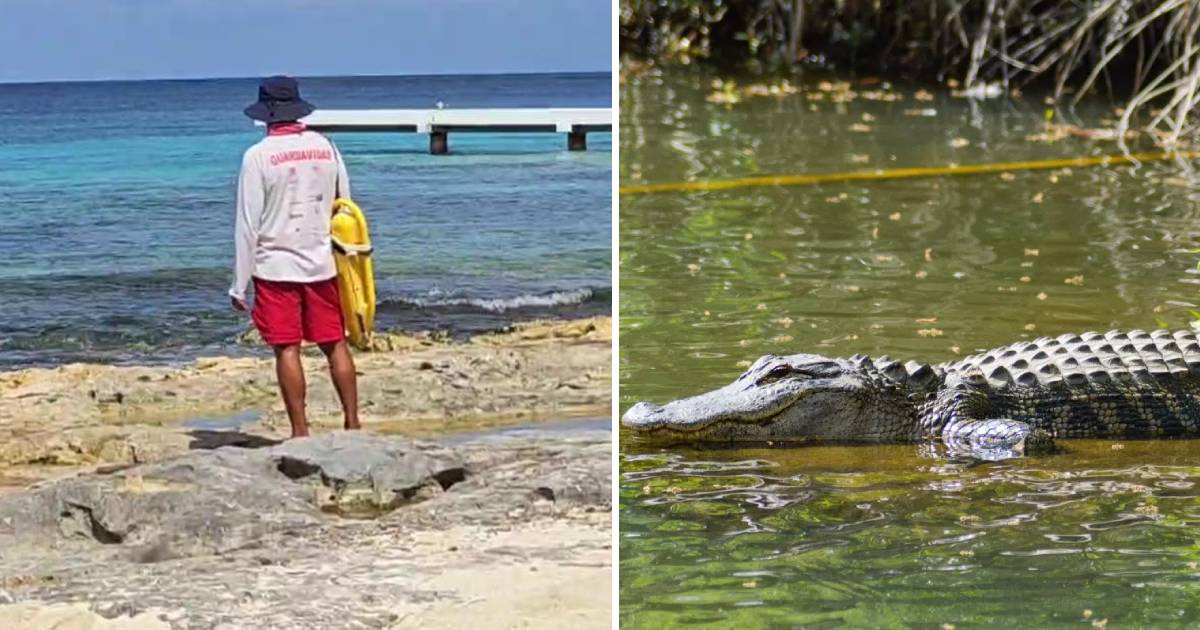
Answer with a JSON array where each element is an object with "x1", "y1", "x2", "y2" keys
[{"x1": 330, "y1": 198, "x2": 376, "y2": 349}]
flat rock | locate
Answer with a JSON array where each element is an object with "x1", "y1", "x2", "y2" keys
[
  {"x1": 273, "y1": 432, "x2": 464, "y2": 513},
  {"x1": 0, "y1": 433, "x2": 465, "y2": 563}
]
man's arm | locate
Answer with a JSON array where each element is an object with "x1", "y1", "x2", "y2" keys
[
  {"x1": 332, "y1": 138, "x2": 351, "y2": 200},
  {"x1": 230, "y1": 151, "x2": 264, "y2": 305}
]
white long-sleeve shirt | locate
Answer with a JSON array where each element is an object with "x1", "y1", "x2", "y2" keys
[{"x1": 229, "y1": 129, "x2": 351, "y2": 301}]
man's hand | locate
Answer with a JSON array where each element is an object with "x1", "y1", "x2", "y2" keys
[{"x1": 231, "y1": 296, "x2": 248, "y2": 312}]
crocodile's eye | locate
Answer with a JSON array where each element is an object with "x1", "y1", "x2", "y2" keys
[{"x1": 756, "y1": 365, "x2": 795, "y2": 386}]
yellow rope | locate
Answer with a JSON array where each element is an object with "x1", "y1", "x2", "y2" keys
[{"x1": 618, "y1": 150, "x2": 1200, "y2": 195}]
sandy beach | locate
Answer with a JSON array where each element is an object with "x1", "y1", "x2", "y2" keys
[{"x1": 0, "y1": 318, "x2": 612, "y2": 628}]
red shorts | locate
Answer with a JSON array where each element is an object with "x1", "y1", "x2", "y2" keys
[{"x1": 251, "y1": 277, "x2": 345, "y2": 346}]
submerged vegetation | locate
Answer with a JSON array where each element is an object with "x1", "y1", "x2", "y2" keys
[{"x1": 621, "y1": 0, "x2": 1200, "y2": 147}]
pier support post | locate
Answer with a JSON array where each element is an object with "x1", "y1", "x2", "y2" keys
[
  {"x1": 430, "y1": 129, "x2": 448, "y2": 155},
  {"x1": 567, "y1": 129, "x2": 587, "y2": 151}
]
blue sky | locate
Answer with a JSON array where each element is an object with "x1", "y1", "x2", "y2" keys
[{"x1": 0, "y1": 0, "x2": 612, "y2": 82}]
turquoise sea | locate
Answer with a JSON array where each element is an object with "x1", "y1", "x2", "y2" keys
[{"x1": 0, "y1": 73, "x2": 611, "y2": 367}]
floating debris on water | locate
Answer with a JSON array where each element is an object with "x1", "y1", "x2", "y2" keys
[{"x1": 952, "y1": 82, "x2": 1003, "y2": 99}]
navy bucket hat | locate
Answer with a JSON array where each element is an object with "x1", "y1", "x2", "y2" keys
[{"x1": 243, "y1": 75, "x2": 315, "y2": 123}]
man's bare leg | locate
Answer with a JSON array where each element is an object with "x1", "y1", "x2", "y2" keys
[
  {"x1": 320, "y1": 340, "x2": 360, "y2": 430},
  {"x1": 274, "y1": 344, "x2": 309, "y2": 438}
]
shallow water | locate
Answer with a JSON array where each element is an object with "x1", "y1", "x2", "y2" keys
[
  {"x1": 0, "y1": 73, "x2": 611, "y2": 367},
  {"x1": 435, "y1": 416, "x2": 612, "y2": 445},
  {"x1": 619, "y1": 67, "x2": 1200, "y2": 627}
]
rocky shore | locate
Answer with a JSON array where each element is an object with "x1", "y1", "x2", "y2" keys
[
  {"x1": 0, "y1": 317, "x2": 610, "y2": 486},
  {"x1": 0, "y1": 318, "x2": 612, "y2": 628}
]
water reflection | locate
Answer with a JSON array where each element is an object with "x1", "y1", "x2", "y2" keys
[{"x1": 621, "y1": 441, "x2": 1200, "y2": 626}]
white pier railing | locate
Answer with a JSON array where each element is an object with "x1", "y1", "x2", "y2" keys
[{"x1": 256, "y1": 107, "x2": 612, "y2": 154}]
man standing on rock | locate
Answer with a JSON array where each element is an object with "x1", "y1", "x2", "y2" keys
[{"x1": 228, "y1": 76, "x2": 361, "y2": 438}]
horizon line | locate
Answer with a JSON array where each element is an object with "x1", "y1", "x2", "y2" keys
[{"x1": 0, "y1": 68, "x2": 612, "y2": 87}]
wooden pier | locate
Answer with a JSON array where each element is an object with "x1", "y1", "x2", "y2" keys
[{"x1": 258, "y1": 108, "x2": 612, "y2": 154}]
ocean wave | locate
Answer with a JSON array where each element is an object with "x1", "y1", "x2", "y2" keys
[{"x1": 381, "y1": 287, "x2": 608, "y2": 313}]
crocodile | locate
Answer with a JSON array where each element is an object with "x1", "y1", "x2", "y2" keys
[{"x1": 621, "y1": 329, "x2": 1200, "y2": 459}]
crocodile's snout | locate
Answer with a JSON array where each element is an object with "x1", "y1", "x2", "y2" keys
[
  {"x1": 622, "y1": 401, "x2": 666, "y2": 428},
  {"x1": 620, "y1": 354, "x2": 876, "y2": 441}
]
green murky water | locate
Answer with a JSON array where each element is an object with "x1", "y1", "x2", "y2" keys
[{"x1": 619, "y1": 67, "x2": 1200, "y2": 628}]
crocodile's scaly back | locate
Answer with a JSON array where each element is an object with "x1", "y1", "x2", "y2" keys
[
  {"x1": 917, "y1": 329, "x2": 1200, "y2": 444},
  {"x1": 944, "y1": 329, "x2": 1200, "y2": 388}
]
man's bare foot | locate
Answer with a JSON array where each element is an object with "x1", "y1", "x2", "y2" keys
[{"x1": 344, "y1": 418, "x2": 361, "y2": 431}]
